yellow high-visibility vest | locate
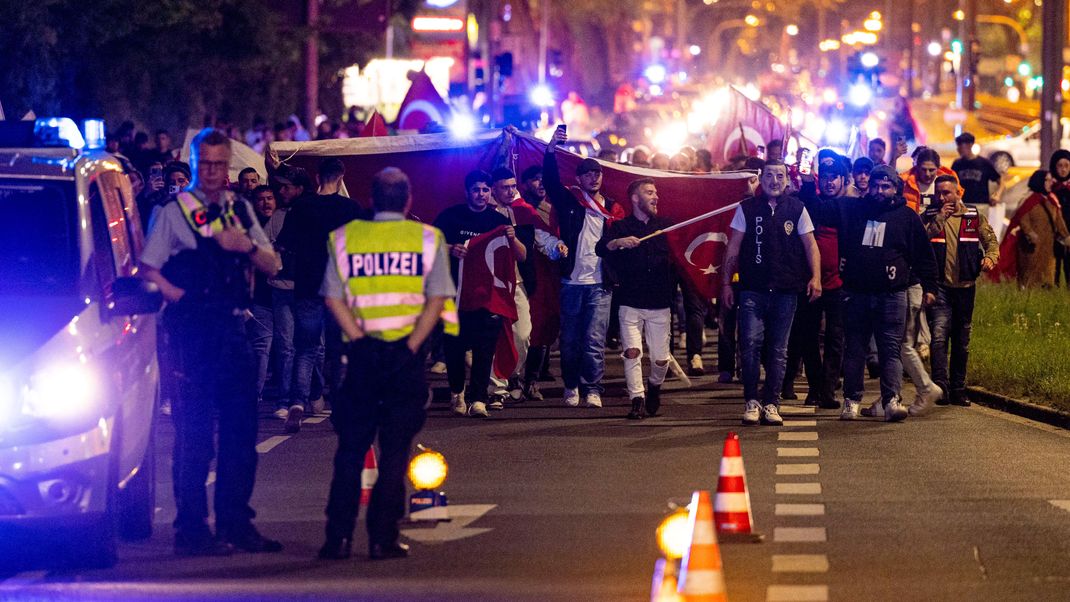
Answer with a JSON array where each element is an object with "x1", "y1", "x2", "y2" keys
[{"x1": 329, "y1": 219, "x2": 459, "y2": 342}]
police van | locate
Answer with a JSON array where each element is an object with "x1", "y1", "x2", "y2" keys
[{"x1": 0, "y1": 118, "x2": 161, "y2": 567}]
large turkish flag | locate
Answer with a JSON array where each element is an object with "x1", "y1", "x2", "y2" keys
[
  {"x1": 707, "y1": 86, "x2": 786, "y2": 165},
  {"x1": 458, "y1": 226, "x2": 519, "y2": 378}
]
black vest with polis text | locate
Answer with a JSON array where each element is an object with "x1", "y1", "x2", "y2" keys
[
  {"x1": 930, "y1": 207, "x2": 983, "y2": 283},
  {"x1": 737, "y1": 194, "x2": 810, "y2": 293}
]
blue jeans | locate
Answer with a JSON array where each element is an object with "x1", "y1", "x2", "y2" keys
[
  {"x1": 246, "y1": 303, "x2": 274, "y2": 399},
  {"x1": 290, "y1": 297, "x2": 325, "y2": 411},
  {"x1": 843, "y1": 290, "x2": 908, "y2": 404},
  {"x1": 271, "y1": 288, "x2": 296, "y2": 411},
  {"x1": 738, "y1": 291, "x2": 797, "y2": 406},
  {"x1": 559, "y1": 283, "x2": 612, "y2": 395}
]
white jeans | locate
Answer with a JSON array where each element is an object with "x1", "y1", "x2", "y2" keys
[
  {"x1": 902, "y1": 284, "x2": 936, "y2": 395},
  {"x1": 490, "y1": 285, "x2": 532, "y2": 392},
  {"x1": 618, "y1": 305, "x2": 671, "y2": 399}
]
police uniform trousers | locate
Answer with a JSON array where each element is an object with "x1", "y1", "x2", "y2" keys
[
  {"x1": 324, "y1": 337, "x2": 428, "y2": 546},
  {"x1": 166, "y1": 305, "x2": 259, "y2": 536}
]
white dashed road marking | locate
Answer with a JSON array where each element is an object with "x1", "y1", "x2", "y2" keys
[
  {"x1": 775, "y1": 482, "x2": 822, "y2": 495},
  {"x1": 778, "y1": 431, "x2": 818, "y2": 441},
  {"x1": 775, "y1": 503, "x2": 825, "y2": 516},
  {"x1": 772, "y1": 554, "x2": 830, "y2": 573},
  {"x1": 782, "y1": 419, "x2": 818, "y2": 427},
  {"x1": 779, "y1": 406, "x2": 816, "y2": 415},
  {"x1": 255, "y1": 435, "x2": 291, "y2": 454},
  {"x1": 1049, "y1": 500, "x2": 1070, "y2": 513},
  {"x1": 778, "y1": 447, "x2": 820, "y2": 457},
  {"x1": 304, "y1": 416, "x2": 327, "y2": 425},
  {"x1": 777, "y1": 463, "x2": 820, "y2": 475}
]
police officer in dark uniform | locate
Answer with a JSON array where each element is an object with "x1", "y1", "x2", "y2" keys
[
  {"x1": 317, "y1": 167, "x2": 457, "y2": 560},
  {"x1": 141, "y1": 129, "x2": 284, "y2": 556}
]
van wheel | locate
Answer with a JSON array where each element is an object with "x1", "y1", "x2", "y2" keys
[
  {"x1": 72, "y1": 451, "x2": 119, "y2": 569},
  {"x1": 118, "y1": 416, "x2": 156, "y2": 541}
]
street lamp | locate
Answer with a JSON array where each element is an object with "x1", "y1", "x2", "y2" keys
[
  {"x1": 744, "y1": 14, "x2": 759, "y2": 27},
  {"x1": 785, "y1": 24, "x2": 799, "y2": 36}
]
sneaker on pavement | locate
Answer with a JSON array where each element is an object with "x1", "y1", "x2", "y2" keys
[
  {"x1": 506, "y1": 376, "x2": 524, "y2": 400},
  {"x1": 781, "y1": 389, "x2": 798, "y2": 401},
  {"x1": 450, "y1": 392, "x2": 467, "y2": 416},
  {"x1": 467, "y1": 401, "x2": 489, "y2": 417},
  {"x1": 884, "y1": 397, "x2": 908, "y2": 422},
  {"x1": 840, "y1": 400, "x2": 860, "y2": 420},
  {"x1": 908, "y1": 385, "x2": 942, "y2": 416},
  {"x1": 860, "y1": 400, "x2": 884, "y2": 418},
  {"x1": 487, "y1": 396, "x2": 505, "y2": 411},
  {"x1": 644, "y1": 382, "x2": 662, "y2": 416},
  {"x1": 563, "y1": 388, "x2": 580, "y2": 407},
  {"x1": 284, "y1": 405, "x2": 303, "y2": 433},
  {"x1": 522, "y1": 380, "x2": 544, "y2": 401},
  {"x1": 584, "y1": 392, "x2": 603, "y2": 408},
  {"x1": 818, "y1": 396, "x2": 841, "y2": 410},
  {"x1": 273, "y1": 407, "x2": 289, "y2": 420},
  {"x1": 627, "y1": 397, "x2": 645, "y2": 420},
  {"x1": 717, "y1": 371, "x2": 733, "y2": 384},
  {"x1": 688, "y1": 355, "x2": 705, "y2": 377},
  {"x1": 761, "y1": 404, "x2": 783, "y2": 426},
  {"x1": 741, "y1": 400, "x2": 761, "y2": 426},
  {"x1": 310, "y1": 396, "x2": 326, "y2": 415},
  {"x1": 429, "y1": 361, "x2": 448, "y2": 374}
]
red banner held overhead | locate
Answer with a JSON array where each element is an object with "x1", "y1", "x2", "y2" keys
[{"x1": 706, "y1": 87, "x2": 787, "y2": 165}]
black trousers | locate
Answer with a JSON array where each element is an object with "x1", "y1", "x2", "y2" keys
[
  {"x1": 324, "y1": 338, "x2": 428, "y2": 546},
  {"x1": 166, "y1": 308, "x2": 259, "y2": 535},
  {"x1": 683, "y1": 283, "x2": 712, "y2": 360},
  {"x1": 717, "y1": 295, "x2": 739, "y2": 375},
  {"x1": 927, "y1": 285, "x2": 976, "y2": 400},
  {"x1": 444, "y1": 309, "x2": 502, "y2": 403},
  {"x1": 783, "y1": 289, "x2": 844, "y2": 402}
]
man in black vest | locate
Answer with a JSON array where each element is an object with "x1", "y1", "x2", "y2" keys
[
  {"x1": 141, "y1": 129, "x2": 284, "y2": 556},
  {"x1": 721, "y1": 161, "x2": 822, "y2": 426},
  {"x1": 917, "y1": 175, "x2": 999, "y2": 412}
]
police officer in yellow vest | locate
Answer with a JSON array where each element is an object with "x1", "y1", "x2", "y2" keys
[
  {"x1": 318, "y1": 167, "x2": 458, "y2": 560},
  {"x1": 141, "y1": 129, "x2": 284, "y2": 556}
]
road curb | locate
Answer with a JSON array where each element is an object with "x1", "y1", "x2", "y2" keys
[{"x1": 967, "y1": 386, "x2": 1070, "y2": 430}]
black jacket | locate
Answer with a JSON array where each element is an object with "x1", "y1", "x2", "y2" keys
[
  {"x1": 802, "y1": 183, "x2": 937, "y2": 294},
  {"x1": 595, "y1": 214, "x2": 677, "y2": 309},
  {"x1": 543, "y1": 152, "x2": 619, "y2": 285}
]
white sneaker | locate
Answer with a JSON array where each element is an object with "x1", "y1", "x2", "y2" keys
[
  {"x1": 450, "y1": 393, "x2": 467, "y2": 416},
  {"x1": 584, "y1": 392, "x2": 603, "y2": 408},
  {"x1": 761, "y1": 404, "x2": 783, "y2": 426},
  {"x1": 859, "y1": 400, "x2": 884, "y2": 418},
  {"x1": 564, "y1": 388, "x2": 580, "y2": 407},
  {"x1": 884, "y1": 397, "x2": 908, "y2": 422},
  {"x1": 840, "y1": 400, "x2": 860, "y2": 421},
  {"x1": 160, "y1": 400, "x2": 172, "y2": 416},
  {"x1": 742, "y1": 400, "x2": 761, "y2": 425},
  {"x1": 429, "y1": 361, "x2": 448, "y2": 374},
  {"x1": 487, "y1": 397, "x2": 505, "y2": 410},
  {"x1": 468, "y1": 401, "x2": 489, "y2": 417},
  {"x1": 273, "y1": 407, "x2": 289, "y2": 420},
  {"x1": 908, "y1": 385, "x2": 942, "y2": 416}
]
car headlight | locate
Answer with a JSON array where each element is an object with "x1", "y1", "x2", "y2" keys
[{"x1": 0, "y1": 363, "x2": 101, "y2": 428}]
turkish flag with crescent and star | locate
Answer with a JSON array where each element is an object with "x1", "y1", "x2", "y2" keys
[
  {"x1": 509, "y1": 133, "x2": 752, "y2": 301},
  {"x1": 457, "y1": 226, "x2": 520, "y2": 378},
  {"x1": 707, "y1": 86, "x2": 787, "y2": 165},
  {"x1": 395, "y1": 69, "x2": 452, "y2": 132}
]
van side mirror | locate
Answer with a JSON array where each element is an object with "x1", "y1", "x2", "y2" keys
[{"x1": 109, "y1": 277, "x2": 163, "y2": 316}]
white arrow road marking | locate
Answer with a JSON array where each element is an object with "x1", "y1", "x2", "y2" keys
[
  {"x1": 1049, "y1": 500, "x2": 1070, "y2": 513},
  {"x1": 401, "y1": 504, "x2": 497, "y2": 543}
]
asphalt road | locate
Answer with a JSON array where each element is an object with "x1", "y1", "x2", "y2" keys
[{"x1": 2, "y1": 335, "x2": 1070, "y2": 601}]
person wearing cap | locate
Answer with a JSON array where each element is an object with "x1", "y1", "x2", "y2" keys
[
  {"x1": 544, "y1": 128, "x2": 626, "y2": 409},
  {"x1": 721, "y1": 160, "x2": 823, "y2": 427},
  {"x1": 785, "y1": 155, "x2": 848, "y2": 409},
  {"x1": 951, "y1": 132, "x2": 1003, "y2": 210},
  {"x1": 847, "y1": 157, "x2": 873, "y2": 198},
  {"x1": 802, "y1": 164, "x2": 938, "y2": 422}
]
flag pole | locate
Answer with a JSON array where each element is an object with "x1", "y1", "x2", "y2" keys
[
  {"x1": 635, "y1": 202, "x2": 740, "y2": 242},
  {"x1": 738, "y1": 122, "x2": 748, "y2": 157}
]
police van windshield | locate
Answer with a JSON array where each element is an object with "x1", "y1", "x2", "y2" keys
[{"x1": 0, "y1": 180, "x2": 80, "y2": 296}]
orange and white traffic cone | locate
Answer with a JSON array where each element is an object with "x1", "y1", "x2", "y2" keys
[
  {"x1": 359, "y1": 446, "x2": 378, "y2": 506},
  {"x1": 714, "y1": 431, "x2": 756, "y2": 537},
  {"x1": 677, "y1": 490, "x2": 727, "y2": 602},
  {"x1": 650, "y1": 557, "x2": 683, "y2": 602}
]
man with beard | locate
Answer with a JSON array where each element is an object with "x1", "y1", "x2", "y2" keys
[{"x1": 804, "y1": 166, "x2": 938, "y2": 422}]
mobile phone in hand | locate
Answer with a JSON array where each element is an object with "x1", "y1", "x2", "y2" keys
[{"x1": 798, "y1": 148, "x2": 813, "y2": 175}]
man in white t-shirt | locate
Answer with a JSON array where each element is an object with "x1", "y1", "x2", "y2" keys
[{"x1": 721, "y1": 161, "x2": 822, "y2": 426}]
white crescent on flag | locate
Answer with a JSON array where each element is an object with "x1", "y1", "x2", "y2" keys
[
  {"x1": 723, "y1": 125, "x2": 766, "y2": 161},
  {"x1": 398, "y1": 100, "x2": 446, "y2": 131},
  {"x1": 484, "y1": 235, "x2": 510, "y2": 290},
  {"x1": 685, "y1": 232, "x2": 727, "y2": 275}
]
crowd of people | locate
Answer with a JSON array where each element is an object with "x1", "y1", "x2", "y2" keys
[{"x1": 124, "y1": 112, "x2": 1070, "y2": 559}]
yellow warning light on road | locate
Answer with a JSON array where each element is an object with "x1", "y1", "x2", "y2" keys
[
  {"x1": 409, "y1": 448, "x2": 448, "y2": 490},
  {"x1": 656, "y1": 508, "x2": 692, "y2": 560}
]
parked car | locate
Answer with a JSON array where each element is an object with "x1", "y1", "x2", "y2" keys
[
  {"x1": 0, "y1": 118, "x2": 162, "y2": 568},
  {"x1": 980, "y1": 118, "x2": 1070, "y2": 169}
]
